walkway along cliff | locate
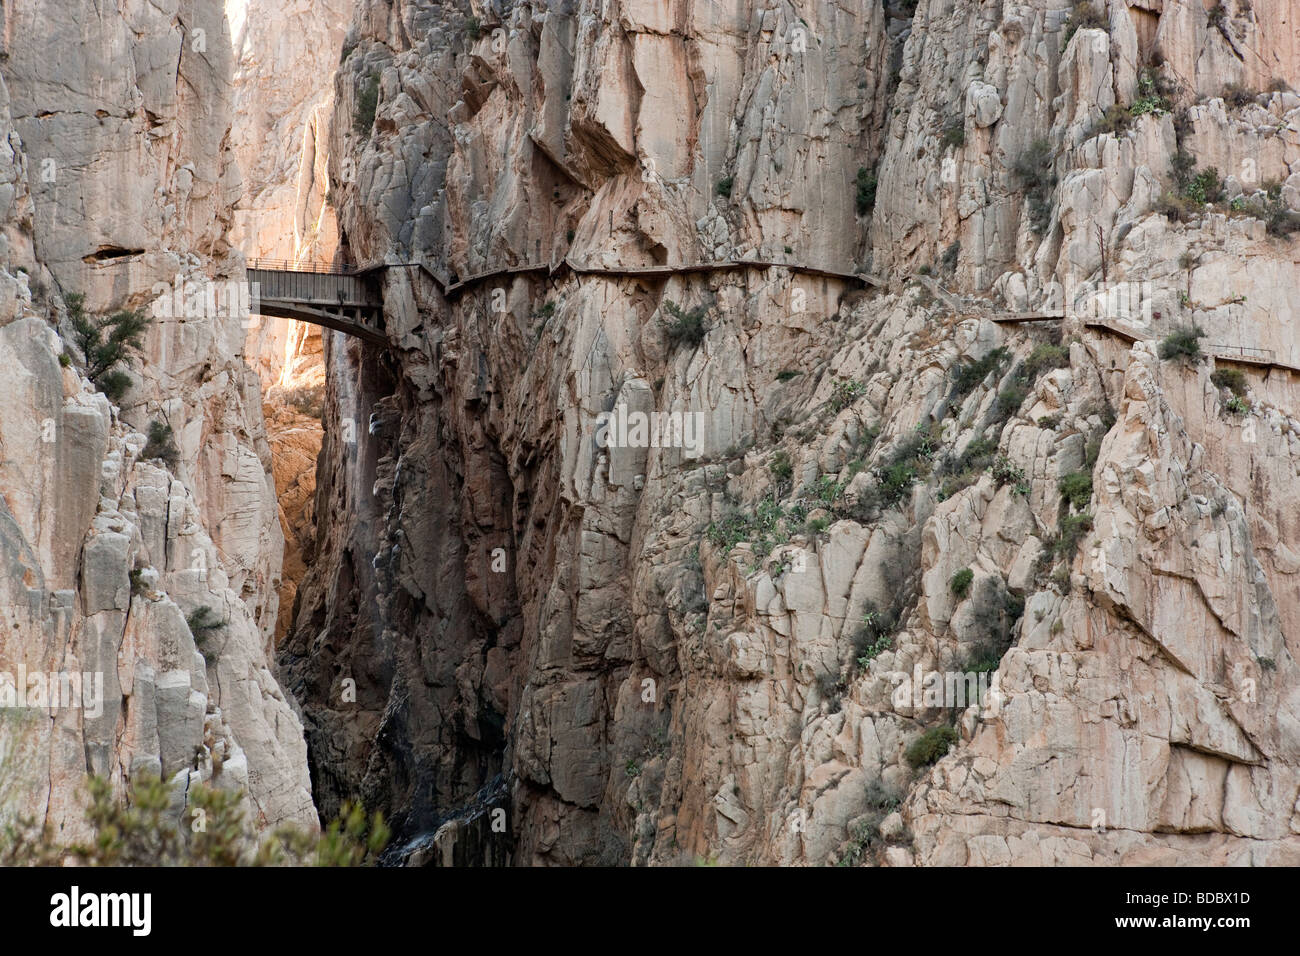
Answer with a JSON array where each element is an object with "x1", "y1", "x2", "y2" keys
[{"x1": 278, "y1": 0, "x2": 1300, "y2": 865}]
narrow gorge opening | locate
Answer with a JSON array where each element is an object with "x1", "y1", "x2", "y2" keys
[
  {"x1": 227, "y1": 0, "x2": 514, "y2": 862},
  {"x1": 228, "y1": 0, "x2": 346, "y2": 649}
]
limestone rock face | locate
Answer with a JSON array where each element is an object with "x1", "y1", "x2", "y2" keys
[
  {"x1": 228, "y1": 0, "x2": 352, "y2": 266},
  {"x1": 264, "y1": 400, "x2": 324, "y2": 643},
  {"x1": 284, "y1": 0, "x2": 1300, "y2": 867},
  {"x1": 0, "y1": 2, "x2": 314, "y2": 832},
  {"x1": 228, "y1": 0, "x2": 350, "y2": 647}
]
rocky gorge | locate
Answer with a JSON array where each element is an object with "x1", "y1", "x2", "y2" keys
[{"x1": 1, "y1": 0, "x2": 1299, "y2": 869}]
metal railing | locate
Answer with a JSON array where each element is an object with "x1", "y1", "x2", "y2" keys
[
  {"x1": 249, "y1": 267, "x2": 381, "y2": 308},
  {"x1": 1206, "y1": 343, "x2": 1275, "y2": 362},
  {"x1": 246, "y1": 256, "x2": 359, "y2": 275}
]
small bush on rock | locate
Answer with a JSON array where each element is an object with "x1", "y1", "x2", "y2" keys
[
  {"x1": 950, "y1": 567, "x2": 974, "y2": 598},
  {"x1": 905, "y1": 725, "x2": 959, "y2": 768},
  {"x1": 1159, "y1": 325, "x2": 1205, "y2": 362},
  {"x1": 141, "y1": 420, "x2": 180, "y2": 469}
]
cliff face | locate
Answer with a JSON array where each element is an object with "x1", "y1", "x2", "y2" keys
[
  {"x1": 226, "y1": 0, "x2": 351, "y2": 645},
  {"x1": 0, "y1": 1, "x2": 314, "y2": 834},
  {"x1": 281, "y1": 0, "x2": 1300, "y2": 866},
  {"x1": 5, "y1": 0, "x2": 1297, "y2": 868}
]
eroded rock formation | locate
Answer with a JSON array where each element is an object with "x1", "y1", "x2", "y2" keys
[
  {"x1": 281, "y1": 0, "x2": 1300, "y2": 866},
  {"x1": 4, "y1": 0, "x2": 1300, "y2": 869},
  {"x1": 0, "y1": 0, "x2": 314, "y2": 835}
]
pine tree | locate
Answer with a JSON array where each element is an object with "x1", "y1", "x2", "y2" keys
[{"x1": 66, "y1": 292, "x2": 150, "y2": 401}]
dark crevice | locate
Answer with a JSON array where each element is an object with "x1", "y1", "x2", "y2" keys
[{"x1": 82, "y1": 246, "x2": 146, "y2": 262}]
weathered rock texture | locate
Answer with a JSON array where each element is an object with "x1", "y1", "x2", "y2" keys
[
  {"x1": 228, "y1": 0, "x2": 352, "y2": 266},
  {"x1": 281, "y1": 0, "x2": 1300, "y2": 866},
  {"x1": 0, "y1": 0, "x2": 314, "y2": 835},
  {"x1": 228, "y1": 0, "x2": 351, "y2": 645}
]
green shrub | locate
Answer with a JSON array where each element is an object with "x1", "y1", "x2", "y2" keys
[
  {"x1": 1159, "y1": 325, "x2": 1205, "y2": 362},
  {"x1": 1022, "y1": 343, "x2": 1070, "y2": 379},
  {"x1": 995, "y1": 383, "x2": 1028, "y2": 419},
  {"x1": 661, "y1": 299, "x2": 710, "y2": 350},
  {"x1": 770, "y1": 451, "x2": 793, "y2": 484},
  {"x1": 940, "y1": 241, "x2": 960, "y2": 274},
  {"x1": 1055, "y1": 512, "x2": 1094, "y2": 558},
  {"x1": 830, "y1": 379, "x2": 867, "y2": 411},
  {"x1": 716, "y1": 176, "x2": 734, "y2": 198},
  {"x1": 1, "y1": 773, "x2": 389, "y2": 867},
  {"x1": 1224, "y1": 394, "x2": 1250, "y2": 415},
  {"x1": 1129, "y1": 69, "x2": 1171, "y2": 118},
  {"x1": 464, "y1": 15, "x2": 481, "y2": 39},
  {"x1": 353, "y1": 74, "x2": 379, "y2": 135},
  {"x1": 1094, "y1": 104, "x2": 1133, "y2": 136},
  {"x1": 1227, "y1": 188, "x2": 1300, "y2": 235},
  {"x1": 835, "y1": 780, "x2": 904, "y2": 866},
  {"x1": 853, "y1": 424, "x2": 881, "y2": 458},
  {"x1": 905, "y1": 725, "x2": 959, "y2": 768},
  {"x1": 864, "y1": 779, "x2": 901, "y2": 813},
  {"x1": 1155, "y1": 190, "x2": 1198, "y2": 223},
  {"x1": 878, "y1": 460, "x2": 917, "y2": 504},
  {"x1": 960, "y1": 435, "x2": 998, "y2": 465},
  {"x1": 1084, "y1": 436, "x2": 1103, "y2": 469},
  {"x1": 990, "y1": 455, "x2": 1029, "y2": 494},
  {"x1": 1211, "y1": 367, "x2": 1247, "y2": 396},
  {"x1": 950, "y1": 567, "x2": 974, "y2": 598},
  {"x1": 1184, "y1": 167, "x2": 1223, "y2": 205},
  {"x1": 776, "y1": 369, "x2": 800, "y2": 381},
  {"x1": 1058, "y1": 470, "x2": 1093, "y2": 510},
  {"x1": 1061, "y1": 2, "x2": 1108, "y2": 51},
  {"x1": 816, "y1": 473, "x2": 847, "y2": 505},
  {"x1": 186, "y1": 605, "x2": 223, "y2": 635},
  {"x1": 1262, "y1": 196, "x2": 1300, "y2": 237},
  {"x1": 951, "y1": 347, "x2": 1009, "y2": 399},
  {"x1": 67, "y1": 293, "x2": 150, "y2": 402},
  {"x1": 940, "y1": 119, "x2": 966, "y2": 150},
  {"x1": 965, "y1": 642, "x2": 1006, "y2": 675},
  {"x1": 852, "y1": 601, "x2": 900, "y2": 670},
  {"x1": 1012, "y1": 139, "x2": 1057, "y2": 234},
  {"x1": 141, "y1": 420, "x2": 180, "y2": 468},
  {"x1": 855, "y1": 166, "x2": 878, "y2": 215},
  {"x1": 948, "y1": 434, "x2": 997, "y2": 475},
  {"x1": 870, "y1": 427, "x2": 939, "y2": 509},
  {"x1": 706, "y1": 496, "x2": 791, "y2": 558}
]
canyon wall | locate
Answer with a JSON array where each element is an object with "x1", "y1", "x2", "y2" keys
[
  {"x1": 3, "y1": 0, "x2": 1297, "y2": 868},
  {"x1": 285, "y1": 0, "x2": 1300, "y2": 865},
  {"x1": 226, "y1": 0, "x2": 351, "y2": 644},
  {"x1": 0, "y1": 0, "x2": 314, "y2": 835}
]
